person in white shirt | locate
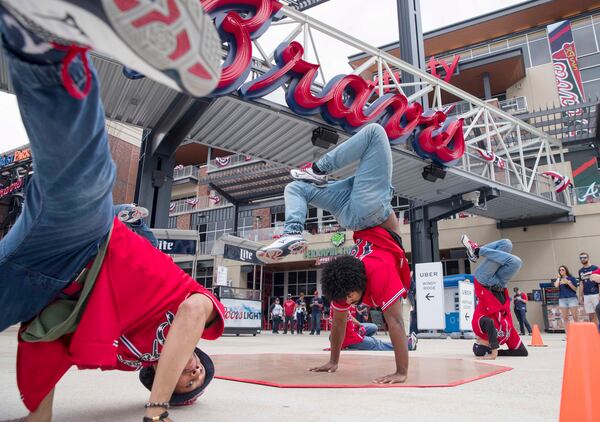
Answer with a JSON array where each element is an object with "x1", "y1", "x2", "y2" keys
[{"x1": 271, "y1": 298, "x2": 284, "y2": 334}]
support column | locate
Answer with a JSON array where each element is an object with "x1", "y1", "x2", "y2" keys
[
  {"x1": 482, "y1": 72, "x2": 492, "y2": 100},
  {"x1": 396, "y1": 0, "x2": 427, "y2": 106}
]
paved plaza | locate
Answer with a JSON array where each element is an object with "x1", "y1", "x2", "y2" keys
[{"x1": 2, "y1": 327, "x2": 565, "y2": 422}]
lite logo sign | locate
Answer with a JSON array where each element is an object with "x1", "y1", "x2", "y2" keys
[{"x1": 201, "y1": 0, "x2": 465, "y2": 166}]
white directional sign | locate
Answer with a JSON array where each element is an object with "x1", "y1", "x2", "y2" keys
[
  {"x1": 216, "y1": 266, "x2": 228, "y2": 286},
  {"x1": 416, "y1": 262, "x2": 445, "y2": 330},
  {"x1": 459, "y1": 280, "x2": 475, "y2": 331}
]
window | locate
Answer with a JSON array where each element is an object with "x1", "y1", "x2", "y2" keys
[
  {"x1": 579, "y1": 52, "x2": 600, "y2": 68},
  {"x1": 196, "y1": 266, "x2": 213, "y2": 288},
  {"x1": 583, "y1": 79, "x2": 600, "y2": 99},
  {"x1": 581, "y1": 65, "x2": 600, "y2": 82},
  {"x1": 573, "y1": 26, "x2": 598, "y2": 56},
  {"x1": 168, "y1": 216, "x2": 178, "y2": 229},
  {"x1": 529, "y1": 38, "x2": 551, "y2": 67}
]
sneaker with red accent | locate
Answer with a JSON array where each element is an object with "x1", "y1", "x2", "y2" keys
[
  {"x1": 117, "y1": 204, "x2": 149, "y2": 224},
  {"x1": 256, "y1": 234, "x2": 308, "y2": 264},
  {"x1": 461, "y1": 234, "x2": 479, "y2": 263},
  {"x1": 290, "y1": 163, "x2": 328, "y2": 186},
  {"x1": 0, "y1": 0, "x2": 221, "y2": 97}
]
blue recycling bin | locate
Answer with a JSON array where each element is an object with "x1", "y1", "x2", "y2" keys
[{"x1": 443, "y1": 274, "x2": 474, "y2": 333}]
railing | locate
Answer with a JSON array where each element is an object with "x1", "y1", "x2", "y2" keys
[
  {"x1": 498, "y1": 96, "x2": 528, "y2": 114},
  {"x1": 169, "y1": 195, "x2": 232, "y2": 215},
  {"x1": 247, "y1": 4, "x2": 572, "y2": 208},
  {"x1": 173, "y1": 165, "x2": 201, "y2": 180},
  {"x1": 207, "y1": 153, "x2": 260, "y2": 173}
]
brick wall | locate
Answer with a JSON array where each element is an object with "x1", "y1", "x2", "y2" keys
[
  {"x1": 177, "y1": 213, "x2": 191, "y2": 230},
  {"x1": 108, "y1": 134, "x2": 140, "y2": 204},
  {"x1": 252, "y1": 207, "x2": 271, "y2": 229}
]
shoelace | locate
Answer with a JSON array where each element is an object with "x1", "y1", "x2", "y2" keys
[{"x1": 52, "y1": 43, "x2": 92, "y2": 100}]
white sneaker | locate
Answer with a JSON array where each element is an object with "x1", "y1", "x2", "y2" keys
[
  {"x1": 290, "y1": 163, "x2": 328, "y2": 186},
  {"x1": 257, "y1": 235, "x2": 308, "y2": 263},
  {"x1": 118, "y1": 204, "x2": 149, "y2": 224},
  {"x1": 461, "y1": 234, "x2": 479, "y2": 263},
  {"x1": 1, "y1": 0, "x2": 222, "y2": 97}
]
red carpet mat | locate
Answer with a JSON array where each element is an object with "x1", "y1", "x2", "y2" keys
[{"x1": 212, "y1": 354, "x2": 512, "y2": 388}]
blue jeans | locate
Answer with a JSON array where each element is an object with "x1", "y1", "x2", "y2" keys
[
  {"x1": 113, "y1": 204, "x2": 158, "y2": 247},
  {"x1": 0, "y1": 48, "x2": 115, "y2": 330},
  {"x1": 347, "y1": 323, "x2": 393, "y2": 351},
  {"x1": 474, "y1": 239, "x2": 522, "y2": 289},
  {"x1": 310, "y1": 312, "x2": 321, "y2": 334},
  {"x1": 284, "y1": 124, "x2": 394, "y2": 234}
]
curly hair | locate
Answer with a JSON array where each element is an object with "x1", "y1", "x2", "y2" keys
[{"x1": 321, "y1": 255, "x2": 367, "y2": 301}]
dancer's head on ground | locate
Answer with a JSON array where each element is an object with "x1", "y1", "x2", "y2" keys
[
  {"x1": 321, "y1": 256, "x2": 367, "y2": 305},
  {"x1": 139, "y1": 348, "x2": 215, "y2": 406}
]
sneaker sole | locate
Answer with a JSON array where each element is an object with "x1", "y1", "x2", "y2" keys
[
  {"x1": 290, "y1": 170, "x2": 328, "y2": 186},
  {"x1": 2, "y1": 0, "x2": 221, "y2": 97},
  {"x1": 256, "y1": 240, "x2": 308, "y2": 264}
]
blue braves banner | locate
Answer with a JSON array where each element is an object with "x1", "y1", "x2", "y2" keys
[{"x1": 547, "y1": 20, "x2": 586, "y2": 109}]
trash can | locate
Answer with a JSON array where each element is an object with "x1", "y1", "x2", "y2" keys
[{"x1": 443, "y1": 274, "x2": 474, "y2": 334}]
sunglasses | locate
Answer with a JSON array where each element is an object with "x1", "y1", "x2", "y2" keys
[{"x1": 580, "y1": 256, "x2": 588, "y2": 260}]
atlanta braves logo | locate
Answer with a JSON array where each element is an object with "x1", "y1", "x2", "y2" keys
[{"x1": 351, "y1": 239, "x2": 374, "y2": 260}]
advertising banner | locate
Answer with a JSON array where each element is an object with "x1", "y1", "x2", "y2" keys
[
  {"x1": 458, "y1": 280, "x2": 475, "y2": 331},
  {"x1": 223, "y1": 244, "x2": 262, "y2": 264},
  {"x1": 416, "y1": 262, "x2": 445, "y2": 330},
  {"x1": 547, "y1": 20, "x2": 586, "y2": 110},
  {"x1": 155, "y1": 239, "x2": 197, "y2": 255},
  {"x1": 221, "y1": 298, "x2": 262, "y2": 329}
]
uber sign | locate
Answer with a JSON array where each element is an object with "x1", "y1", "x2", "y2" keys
[
  {"x1": 156, "y1": 239, "x2": 197, "y2": 255},
  {"x1": 223, "y1": 244, "x2": 262, "y2": 265}
]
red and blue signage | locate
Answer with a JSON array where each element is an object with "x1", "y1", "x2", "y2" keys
[{"x1": 200, "y1": 0, "x2": 465, "y2": 166}]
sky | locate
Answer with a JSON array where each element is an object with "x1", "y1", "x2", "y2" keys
[{"x1": 0, "y1": 0, "x2": 526, "y2": 154}]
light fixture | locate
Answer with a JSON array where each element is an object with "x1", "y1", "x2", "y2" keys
[
  {"x1": 311, "y1": 127, "x2": 339, "y2": 149},
  {"x1": 422, "y1": 164, "x2": 446, "y2": 182}
]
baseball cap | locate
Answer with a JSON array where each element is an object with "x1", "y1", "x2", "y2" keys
[
  {"x1": 139, "y1": 347, "x2": 215, "y2": 406},
  {"x1": 287, "y1": 293, "x2": 292, "y2": 297}
]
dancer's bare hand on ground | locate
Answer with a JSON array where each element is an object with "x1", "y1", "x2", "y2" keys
[
  {"x1": 373, "y1": 372, "x2": 407, "y2": 384},
  {"x1": 309, "y1": 361, "x2": 338, "y2": 373},
  {"x1": 478, "y1": 349, "x2": 498, "y2": 360}
]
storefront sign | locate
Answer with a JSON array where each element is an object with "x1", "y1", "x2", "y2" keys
[
  {"x1": 330, "y1": 232, "x2": 346, "y2": 247},
  {"x1": 0, "y1": 148, "x2": 31, "y2": 168},
  {"x1": 200, "y1": 0, "x2": 464, "y2": 167},
  {"x1": 304, "y1": 246, "x2": 353, "y2": 259},
  {"x1": 547, "y1": 21, "x2": 586, "y2": 112},
  {"x1": 458, "y1": 280, "x2": 474, "y2": 332},
  {"x1": 416, "y1": 262, "x2": 445, "y2": 330},
  {"x1": 155, "y1": 239, "x2": 197, "y2": 255},
  {"x1": 0, "y1": 178, "x2": 24, "y2": 199},
  {"x1": 223, "y1": 243, "x2": 262, "y2": 264},
  {"x1": 221, "y1": 298, "x2": 262, "y2": 329}
]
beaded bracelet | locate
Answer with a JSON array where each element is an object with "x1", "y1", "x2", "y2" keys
[
  {"x1": 143, "y1": 410, "x2": 169, "y2": 422},
  {"x1": 144, "y1": 402, "x2": 170, "y2": 409}
]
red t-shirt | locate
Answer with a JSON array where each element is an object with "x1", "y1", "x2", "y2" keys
[
  {"x1": 472, "y1": 279, "x2": 521, "y2": 349},
  {"x1": 341, "y1": 307, "x2": 365, "y2": 349},
  {"x1": 331, "y1": 227, "x2": 410, "y2": 313},
  {"x1": 17, "y1": 219, "x2": 225, "y2": 411},
  {"x1": 283, "y1": 299, "x2": 296, "y2": 317}
]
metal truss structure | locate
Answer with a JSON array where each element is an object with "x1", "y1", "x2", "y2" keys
[
  {"x1": 248, "y1": 3, "x2": 572, "y2": 208},
  {"x1": 281, "y1": 0, "x2": 331, "y2": 11}
]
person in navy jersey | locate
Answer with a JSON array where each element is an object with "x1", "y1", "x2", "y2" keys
[
  {"x1": 513, "y1": 287, "x2": 532, "y2": 336},
  {"x1": 578, "y1": 252, "x2": 599, "y2": 325},
  {"x1": 554, "y1": 265, "x2": 580, "y2": 334}
]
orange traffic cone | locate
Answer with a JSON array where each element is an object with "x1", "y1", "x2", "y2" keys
[
  {"x1": 529, "y1": 324, "x2": 547, "y2": 347},
  {"x1": 559, "y1": 322, "x2": 600, "y2": 422}
]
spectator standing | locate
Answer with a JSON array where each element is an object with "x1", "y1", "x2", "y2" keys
[
  {"x1": 310, "y1": 291, "x2": 324, "y2": 335},
  {"x1": 554, "y1": 265, "x2": 580, "y2": 334},
  {"x1": 296, "y1": 292, "x2": 307, "y2": 334},
  {"x1": 578, "y1": 252, "x2": 599, "y2": 325},
  {"x1": 271, "y1": 298, "x2": 283, "y2": 334},
  {"x1": 513, "y1": 287, "x2": 532, "y2": 335},
  {"x1": 283, "y1": 294, "x2": 296, "y2": 334}
]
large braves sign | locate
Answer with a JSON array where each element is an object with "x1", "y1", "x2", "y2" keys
[{"x1": 198, "y1": 0, "x2": 465, "y2": 166}]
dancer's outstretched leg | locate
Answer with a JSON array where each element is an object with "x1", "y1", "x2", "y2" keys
[
  {"x1": 258, "y1": 124, "x2": 394, "y2": 262},
  {"x1": 462, "y1": 236, "x2": 522, "y2": 289}
]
